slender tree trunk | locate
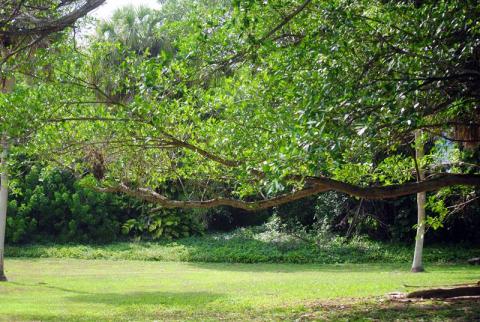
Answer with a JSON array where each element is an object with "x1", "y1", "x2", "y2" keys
[
  {"x1": 411, "y1": 130, "x2": 425, "y2": 273},
  {"x1": 0, "y1": 134, "x2": 8, "y2": 281}
]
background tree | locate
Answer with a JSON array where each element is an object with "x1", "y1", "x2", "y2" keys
[{"x1": 33, "y1": 0, "x2": 480, "y2": 200}]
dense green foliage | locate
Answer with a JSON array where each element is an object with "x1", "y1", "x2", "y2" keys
[
  {"x1": 5, "y1": 157, "x2": 206, "y2": 243},
  {"x1": 6, "y1": 227, "x2": 480, "y2": 264},
  {"x1": 1, "y1": 3, "x2": 480, "y2": 320},
  {"x1": 275, "y1": 192, "x2": 480, "y2": 244},
  {"x1": 1, "y1": 0, "x2": 476, "y2": 209},
  {"x1": 120, "y1": 207, "x2": 205, "y2": 240},
  {"x1": 7, "y1": 165, "x2": 136, "y2": 243},
  {"x1": 1, "y1": 1, "x2": 479, "y2": 252},
  {"x1": 5, "y1": 155, "x2": 479, "y2": 244}
]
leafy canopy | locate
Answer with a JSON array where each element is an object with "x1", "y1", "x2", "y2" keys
[{"x1": 6, "y1": 0, "x2": 480, "y2": 209}]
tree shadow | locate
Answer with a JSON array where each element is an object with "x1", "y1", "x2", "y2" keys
[
  {"x1": 296, "y1": 298, "x2": 480, "y2": 321},
  {"x1": 8, "y1": 281, "x2": 224, "y2": 308},
  {"x1": 8, "y1": 281, "x2": 93, "y2": 295},
  {"x1": 185, "y1": 261, "x2": 402, "y2": 273},
  {"x1": 184, "y1": 261, "x2": 480, "y2": 276},
  {"x1": 68, "y1": 290, "x2": 224, "y2": 307}
]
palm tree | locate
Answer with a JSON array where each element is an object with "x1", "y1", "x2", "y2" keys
[{"x1": 90, "y1": 6, "x2": 173, "y2": 104}]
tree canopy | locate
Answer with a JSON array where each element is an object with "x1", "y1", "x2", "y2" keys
[{"x1": 5, "y1": 0, "x2": 480, "y2": 210}]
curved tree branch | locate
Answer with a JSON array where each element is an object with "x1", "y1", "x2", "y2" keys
[
  {"x1": 99, "y1": 173, "x2": 480, "y2": 211},
  {"x1": 0, "y1": 0, "x2": 106, "y2": 37}
]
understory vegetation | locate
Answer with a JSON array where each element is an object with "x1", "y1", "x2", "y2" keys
[
  {"x1": 6, "y1": 158, "x2": 480, "y2": 247},
  {"x1": 6, "y1": 160, "x2": 206, "y2": 243},
  {"x1": 6, "y1": 162, "x2": 480, "y2": 265},
  {"x1": 6, "y1": 226, "x2": 480, "y2": 264}
]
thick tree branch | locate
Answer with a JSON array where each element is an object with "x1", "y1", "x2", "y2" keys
[
  {"x1": 307, "y1": 174, "x2": 480, "y2": 200},
  {"x1": 99, "y1": 173, "x2": 480, "y2": 211},
  {"x1": 0, "y1": 0, "x2": 106, "y2": 37}
]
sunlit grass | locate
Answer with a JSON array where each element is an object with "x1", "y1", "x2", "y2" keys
[{"x1": 1, "y1": 259, "x2": 479, "y2": 321}]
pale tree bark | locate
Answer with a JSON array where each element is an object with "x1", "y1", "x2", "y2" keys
[
  {"x1": 0, "y1": 133, "x2": 8, "y2": 281},
  {"x1": 412, "y1": 130, "x2": 426, "y2": 273}
]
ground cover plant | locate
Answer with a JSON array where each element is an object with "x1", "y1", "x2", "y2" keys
[
  {"x1": 5, "y1": 229, "x2": 480, "y2": 265},
  {"x1": 1, "y1": 259, "x2": 479, "y2": 321}
]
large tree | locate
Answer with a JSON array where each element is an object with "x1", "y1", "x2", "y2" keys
[
  {"x1": 2, "y1": 0, "x2": 477, "y2": 277},
  {"x1": 5, "y1": 0, "x2": 477, "y2": 279},
  {"x1": 30, "y1": 0, "x2": 479, "y2": 205}
]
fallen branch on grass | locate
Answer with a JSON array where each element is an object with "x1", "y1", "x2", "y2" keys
[
  {"x1": 388, "y1": 283, "x2": 480, "y2": 300},
  {"x1": 406, "y1": 286, "x2": 480, "y2": 299}
]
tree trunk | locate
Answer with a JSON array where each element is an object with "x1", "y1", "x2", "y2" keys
[
  {"x1": 412, "y1": 130, "x2": 425, "y2": 273},
  {"x1": 0, "y1": 134, "x2": 8, "y2": 281}
]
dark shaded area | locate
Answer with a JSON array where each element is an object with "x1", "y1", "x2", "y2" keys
[
  {"x1": 300, "y1": 299, "x2": 480, "y2": 321},
  {"x1": 274, "y1": 192, "x2": 480, "y2": 244},
  {"x1": 204, "y1": 206, "x2": 271, "y2": 231},
  {"x1": 68, "y1": 291, "x2": 223, "y2": 307}
]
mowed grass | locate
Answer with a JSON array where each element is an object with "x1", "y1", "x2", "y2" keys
[{"x1": 1, "y1": 259, "x2": 479, "y2": 321}]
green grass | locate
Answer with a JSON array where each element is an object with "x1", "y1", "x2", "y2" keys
[
  {"x1": 1, "y1": 259, "x2": 479, "y2": 321},
  {"x1": 6, "y1": 231, "x2": 480, "y2": 264}
]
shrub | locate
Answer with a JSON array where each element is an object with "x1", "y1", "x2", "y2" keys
[
  {"x1": 6, "y1": 158, "x2": 206, "y2": 244},
  {"x1": 121, "y1": 208, "x2": 205, "y2": 240},
  {"x1": 7, "y1": 165, "x2": 140, "y2": 243}
]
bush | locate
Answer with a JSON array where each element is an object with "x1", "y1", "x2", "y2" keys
[
  {"x1": 6, "y1": 159, "x2": 206, "y2": 244},
  {"x1": 121, "y1": 208, "x2": 205, "y2": 240},
  {"x1": 7, "y1": 166, "x2": 140, "y2": 243},
  {"x1": 275, "y1": 190, "x2": 480, "y2": 244}
]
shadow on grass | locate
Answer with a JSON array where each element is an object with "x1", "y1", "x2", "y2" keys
[
  {"x1": 184, "y1": 261, "x2": 480, "y2": 275},
  {"x1": 297, "y1": 299, "x2": 480, "y2": 321},
  {"x1": 9, "y1": 281, "x2": 93, "y2": 295},
  {"x1": 8, "y1": 281, "x2": 224, "y2": 309},
  {"x1": 4, "y1": 299, "x2": 479, "y2": 322},
  {"x1": 68, "y1": 290, "x2": 224, "y2": 307},
  {"x1": 185, "y1": 262, "x2": 405, "y2": 273}
]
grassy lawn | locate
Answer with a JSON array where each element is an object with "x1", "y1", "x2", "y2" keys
[{"x1": 1, "y1": 259, "x2": 479, "y2": 321}]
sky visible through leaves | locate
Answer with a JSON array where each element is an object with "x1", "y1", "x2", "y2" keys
[{"x1": 91, "y1": 0, "x2": 161, "y2": 20}]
